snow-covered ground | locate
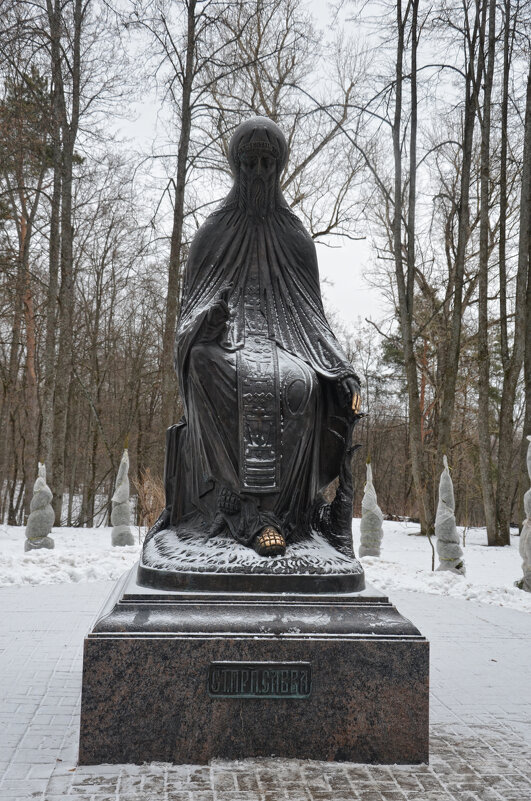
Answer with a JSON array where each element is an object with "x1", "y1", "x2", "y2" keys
[
  {"x1": 0, "y1": 520, "x2": 529, "y2": 613},
  {"x1": 0, "y1": 525, "x2": 141, "y2": 587},
  {"x1": 354, "y1": 520, "x2": 531, "y2": 614}
]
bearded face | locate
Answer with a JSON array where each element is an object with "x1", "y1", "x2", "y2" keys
[{"x1": 238, "y1": 149, "x2": 278, "y2": 219}]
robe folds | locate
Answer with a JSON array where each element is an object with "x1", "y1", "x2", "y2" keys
[{"x1": 169, "y1": 194, "x2": 358, "y2": 545}]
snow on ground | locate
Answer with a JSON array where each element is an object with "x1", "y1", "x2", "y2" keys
[
  {"x1": 0, "y1": 525, "x2": 141, "y2": 587},
  {"x1": 0, "y1": 520, "x2": 529, "y2": 613},
  {"x1": 354, "y1": 519, "x2": 531, "y2": 614}
]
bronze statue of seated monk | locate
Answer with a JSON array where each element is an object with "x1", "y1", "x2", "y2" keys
[{"x1": 146, "y1": 117, "x2": 361, "y2": 561}]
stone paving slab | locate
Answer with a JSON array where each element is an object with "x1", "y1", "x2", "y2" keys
[{"x1": 0, "y1": 581, "x2": 529, "y2": 800}]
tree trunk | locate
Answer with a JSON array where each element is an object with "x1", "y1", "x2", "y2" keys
[
  {"x1": 7, "y1": 457, "x2": 19, "y2": 526},
  {"x1": 49, "y1": 0, "x2": 83, "y2": 525},
  {"x1": 51, "y1": 133, "x2": 75, "y2": 524},
  {"x1": 477, "y1": 0, "x2": 499, "y2": 544},
  {"x1": 42, "y1": 0, "x2": 62, "y2": 470},
  {"x1": 160, "y1": 0, "x2": 197, "y2": 433},
  {"x1": 522, "y1": 211, "x2": 531, "y2": 526},
  {"x1": 41, "y1": 128, "x2": 61, "y2": 468},
  {"x1": 436, "y1": 1, "x2": 483, "y2": 464},
  {"x1": 392, "y1": 0, "x2": 433, "y2": 533},
  {"x1": 498, "y1": 0, "x2": 511, "y2": 368},
  {"x1": 78, "y1": 413, "x2": 92, "y2": 527},
  {"x1": 87, "y1": 415, "x2": 99, "y2": 527},
  {"x1": 21, "y1": 219, "x2": 39, "y2": 520},
  {"x1": 496, "y1": 44, "x2": 529, "y2": 544},
  {"x1": 516, "y1": 62, "x2": 531, "y2": 529},
  {"x1": 1, "y1": 322, "x2": 22, "y2": 522}
]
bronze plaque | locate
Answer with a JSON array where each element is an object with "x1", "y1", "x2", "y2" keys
[{"x1": 208, "y1": 661, "x2": 311, "y2": 699}]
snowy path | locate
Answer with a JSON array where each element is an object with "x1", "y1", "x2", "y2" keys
[{"x1": 0, "y1": 580, "x2": 529, "y2": 800}]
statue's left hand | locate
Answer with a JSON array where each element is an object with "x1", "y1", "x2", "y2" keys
[{"x1": 339, "y1": 375, "x2": 362, "y2": 412}]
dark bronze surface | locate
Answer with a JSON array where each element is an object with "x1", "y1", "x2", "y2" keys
[
  {"x1": 207, "y1": 662, "x2": 312, "y2": 699},
  {"x1": 136, "y1": 563, "x2": 366, "y2": 593},
  {"x1": 141, "y1": 116, "x2": 364, "y2": 572},
  {"x1": 92, "y1": 567, "x2": 414, "y2": 637}
]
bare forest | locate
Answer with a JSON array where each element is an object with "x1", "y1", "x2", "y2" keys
[{"x1": 0, "y1": 0, "x2": 529, "y2": 544}]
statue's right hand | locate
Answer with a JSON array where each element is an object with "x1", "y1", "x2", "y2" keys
[{"x1": 200, "y1": 288, "x2": 231, "y2": 341}]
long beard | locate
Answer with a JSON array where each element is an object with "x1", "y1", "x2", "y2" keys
[{"x1": 240, "y1": 174, "x2": 275, "y2": 218}]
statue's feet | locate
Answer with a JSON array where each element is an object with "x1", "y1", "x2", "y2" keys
[{"x1": 253, "y1": 526, "x2": 286, "y2": 557}]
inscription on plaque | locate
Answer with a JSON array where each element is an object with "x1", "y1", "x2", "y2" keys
[{"x1": 208, "y1": 661, "x2": 311, "y2": 699}]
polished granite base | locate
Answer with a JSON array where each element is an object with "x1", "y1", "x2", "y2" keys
[{"x1": 78, "y1": 565, "x2": 429, "y2": 765}]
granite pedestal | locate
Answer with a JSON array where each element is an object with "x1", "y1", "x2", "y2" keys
[{"x1": 78, "y1": 564, "x2": 429, "y2": 765}]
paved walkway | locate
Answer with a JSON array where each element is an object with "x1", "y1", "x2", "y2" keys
[{"x1": 0, "y1": 581, "x2": 529, "y2": 801}]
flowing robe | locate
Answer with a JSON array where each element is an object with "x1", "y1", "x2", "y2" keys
[{"x1": 170, "y1": 198, "x2": 356, "y2": 543}]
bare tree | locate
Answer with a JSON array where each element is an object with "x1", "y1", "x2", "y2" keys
[
  {"x1": 0, "y1": 57, "x2": 51, "y2": 517},
  {"x1": 497, "y1": 13, "x2": 530, "y2": 542},
  {"x1": 200, "y1": 0, "x2": 365, "y2": 241},
  {"x1": 476, "y1": 0, "x2": 498, "y2": 543},
  {"x1": 518, "y1": 57, "x2": 531, "y2": 527},
  {"x1": 129, "y1": 0, "x2": 257, "y2": 433}
]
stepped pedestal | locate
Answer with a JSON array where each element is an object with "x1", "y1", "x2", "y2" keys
[{"x1": 78, "y1": 563, "x2": 429, "y2": 765}]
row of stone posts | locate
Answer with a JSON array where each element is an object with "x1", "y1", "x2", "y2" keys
[
  {"x1": 357, "y1": 454, "x2": 465, "y2": 574},
  {"x1": 21, "y1": 439, "x2": 531, "y2": 591},
  {"x1": 24, "y1": 449, "x2": 134, "y2": 550},
  {"x1": 358, "y1": 440, "x2": 531, "y2": 591}
]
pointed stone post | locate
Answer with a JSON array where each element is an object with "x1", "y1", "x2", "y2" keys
[
  {"x1": 435, "y1": 455, "x2": 465, "y2": 574},
  {"x1": 111, "y1": 449, "x2": 134, "y2": 546},
  {"x1": 359, "y1": 460, "x2": 384, "y2": 557},
  {"x1": 24, "y1": 462, "x2": 55, "y2": 551},
  {"x1": 516, "y1": 435, "x2": 531, "y2": 592}
]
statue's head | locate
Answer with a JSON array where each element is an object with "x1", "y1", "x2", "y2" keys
[{"x1": 228, "y1": 117, "x2": 288, "y2": 218}]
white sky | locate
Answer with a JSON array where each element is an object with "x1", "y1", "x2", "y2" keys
[{"x1": 316, "y1": 238, "x2": 387, "y2": 330}]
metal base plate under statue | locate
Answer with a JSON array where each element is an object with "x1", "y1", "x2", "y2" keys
[{"x1": 78, "y1": 539, "x2": 429, "y2": 765}]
